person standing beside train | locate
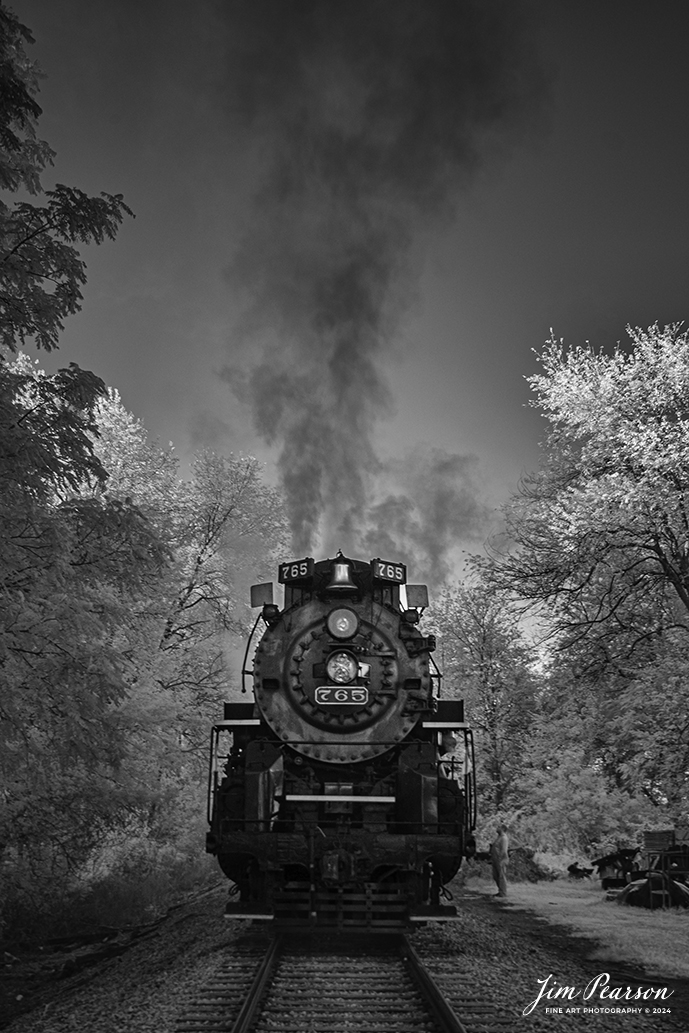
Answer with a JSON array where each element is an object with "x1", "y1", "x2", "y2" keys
[{"x1": 491, "y1": 825, "x2": 510, "y2": 897}]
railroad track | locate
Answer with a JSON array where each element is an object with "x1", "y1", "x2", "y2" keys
[{"x1": 175, "y1": 931, "x2": 516, "y2": 1033}]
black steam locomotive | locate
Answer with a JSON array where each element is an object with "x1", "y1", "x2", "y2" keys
[{"x1": 206, "y1": 553, "x2": 476, "y2": 929}]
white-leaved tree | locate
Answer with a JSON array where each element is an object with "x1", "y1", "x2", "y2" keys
[
  {"x1": 490, "y1": 323, "x2": 689, "y2": 663},
  {"x1": 0, "y1": 358, "x2": 168, "y2": 922},
  {"x1": 481, "y1": 323, "x2": 689, "y2": 846},
  {"x1": 0, "y1": 367, "x2": 289, "y2": 935},
  {"x1": 84, "y1": 389, "x2": 289, "y2": 844},
  {"x1": 430, "y1": 575, "x2": 538, "y2": 814}
]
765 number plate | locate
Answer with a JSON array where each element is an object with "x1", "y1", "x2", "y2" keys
[{"x1": 315, "y1": 686, "x2": 369, "y2": 705}]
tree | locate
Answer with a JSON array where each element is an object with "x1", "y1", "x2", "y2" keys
[
  {"x1": 1, "y1": 353, "x2": 108, "y2": 495},
  {"x1": 0, "y1": 3, "x2": 53, "y2": 194},
  {"x1": 88, "y1": 390, "x2": 289, "y2": 704},
  {"x1": 0, "y1": 365, "x2": 289, "y2": 926},
  {"x1": 430, "y1": 576, "x2": 538, "y2": 812},
  {"x1": 0, "y1": 359, "x2": 169, "y2": 903},
  {"x1": 514, "y1": 738, "x2": 655, "y2": 855},
  {"x1": 0, "y1": 2, "x2": 133, "y2": 354},
  {"x1": 80, "y1": 390, "x2": 289, "y2": 832},
  {"x1": 0, "y1": 6, "x2": 162, "y2": 931},
  {"x1": 504, "y1": 654, "x2": 661, "y2": 855},
  {"x1": 1, "y1": 184, "x2": 133, "y2": 352},
  {"x1": 608, "y1": 639, "x2": 689, "y2": 821},
  {"x1": 489, "y1": 323, "x2": 689, "y2": 660}
]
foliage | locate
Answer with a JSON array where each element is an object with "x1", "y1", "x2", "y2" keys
[
  {"x1": 0, "y1": 4, "x2": 264, "y2": 936},
  {"x1": 0, "y1": 3, "x2": 133, "y2": 355},
  {"x1": 1, "y1": 353, "x2": 108, "y2": 493},
  {"x1": 489, "y1": 323, "x2": 689, "y2": 662},
  {"x1": 0, "y1": 370, "x2": 289, "y2": 936},
  {"x1": 0, "y1": 362, "x2": 169, "y2": 923},
  {"x1": 0, "y1": 2, "x2": 54, "y2": 194},
  {"x1": 502, "y1": 641, "x2": 687, "y2": 855},
  {"x1": 473, "y1": 322, "x2": 689, "y2": 851},
  {"x1": 609, "y1": 641, "x2": 689, "y2": 819},
  {"x1": 511, "y1": 689, "x2": 657, "y2": 855},
  {"x1": 1, "y1": 184, "x2": 134, "y2": 352},
  {"x1": 430, "y1": 576, "x2": 538, "y2": 812},
  {"x1": 89, "y1": 390, "x2": 288, "y2": 709}
]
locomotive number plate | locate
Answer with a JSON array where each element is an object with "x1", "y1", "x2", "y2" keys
[
  {"x1": 315, "y1": 686, "x2": 369, "y2": 705},
  {"x1": 371, "y1": 559, "x2": 406, "y2": 584},
  {"x1": 278, "y1": 557, "x2": 314, "y2": 583}
]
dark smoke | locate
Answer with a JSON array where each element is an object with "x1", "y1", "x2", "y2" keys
[
  {"x1": 220, "y1": 0, "x2": 545, "y2": 561},
  {"x1": 360, "y1": 446, "x2": 490, "y2": 589}
]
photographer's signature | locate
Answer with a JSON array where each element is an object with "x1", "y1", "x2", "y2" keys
[{"x1": 523, "y1": 973, "x2": 673, "y2": 1016}]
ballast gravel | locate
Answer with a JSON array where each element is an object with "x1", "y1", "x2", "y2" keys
[
  {"x1": 2, "y1": 885, "x2": 688, "y2": 1033},
  {"x1": 413, "y1": 891, "x2": 688, "y2": 1033}
]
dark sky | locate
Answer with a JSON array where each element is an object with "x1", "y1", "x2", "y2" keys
[{"x1": 10, "y1": 0, "x2": 689, "y2": 579}]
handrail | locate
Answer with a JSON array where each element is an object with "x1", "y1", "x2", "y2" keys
[{"x1": 240, "y1": 610, "x2": 264, "y2": 695}]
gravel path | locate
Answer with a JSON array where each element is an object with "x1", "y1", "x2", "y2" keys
[
  {"x1": 2, "y1": 886, "x2": 687, "y2": 1032},
  {"x1": 415, "y1": 890, "x2": 689, "y2": 1032}
]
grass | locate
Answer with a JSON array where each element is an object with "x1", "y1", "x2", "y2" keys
[
  {"x1": 465, "y1": 876, "x2": 689, "y2": 980},
  {"x1": 0, "y1": 847, "x2": 220, "y2": 942}
]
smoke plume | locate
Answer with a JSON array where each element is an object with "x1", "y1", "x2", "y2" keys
[
  {"x1": 360, "y1": 446, "x2": 491, "y2": 590},
  {"x1": 220, "y1": 0, "x2": 544, "y2": 565}
]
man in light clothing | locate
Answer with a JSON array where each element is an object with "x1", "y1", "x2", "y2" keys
[{"x1": 491, "y1": 825, "x2": 509, "y2": 897}]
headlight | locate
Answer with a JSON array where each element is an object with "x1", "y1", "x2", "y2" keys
[
  {"x1": 326, "y1": 650, "x2": 358, "y2": 684},
  {"x1": 327, "y1": 607, "x2": 359, "y2": 639}
]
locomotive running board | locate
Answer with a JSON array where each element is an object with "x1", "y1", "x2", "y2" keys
[
  {"x1": 408, "y1": 915, "x2": 462, "y2": 922},
  {"x1": 409, "y1": 904, "x2": 459, "y2": 922},
  {"x1": 224, "y1": 903, "x2": 273, "y2": 920}
]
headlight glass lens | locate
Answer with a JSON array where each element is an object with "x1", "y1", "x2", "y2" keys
[
  {"x1": 327, "y1": 607, "x2": 359, "y2": 639},
  {"x1": 326, "y1": 650, "x2": 358, "y2": 684}
]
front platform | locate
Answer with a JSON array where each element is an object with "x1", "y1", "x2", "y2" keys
[{"x1": 223, "y1": 885, "x2": 460, "y2": 928}]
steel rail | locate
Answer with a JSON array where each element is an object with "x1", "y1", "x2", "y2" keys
[
  {"x1": 401, "y1": 934, "x2": 468, "y2": 1033},
  {"x1": 177, "y1": 931, "x2": 471, "y2": 1033},
  {"x1": 229, "y1": 934, "x2": 282, "y2": 1033}
]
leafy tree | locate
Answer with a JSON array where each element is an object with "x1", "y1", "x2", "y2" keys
[
  {"x1": 78, "y1": 390, "x2": 289, "y2": 835},
  {"x1": 0, "y1": 2, "x2": 133, "y2": 355},
  {"x1": 1, "y1": 353, "x2": 107, "y2": 494},
  {"x1": 504, "y1": 633, "x2": 687, "y2": 855},
  {"x1": 0, "y1": 2, "x2": 53, "y2": 193},
  {"x1": 608, "y1": 641, "x2": 689, "y2": 820},
  {"x1": 89, "y1": 390, "x2": 288, "y2": 699},
  {"x1": 489, "y1": 323, "x2": 689, "y2": 660},
  {"x1": 430, "y1": 576, "x2": 538, "y2": 812},
  {"x1": 1, "y1": 184, "x2": 133, "y2": 352},
  {"x1": 514, "y1": 736, "x2": 655, "y2": 855},
  {"x1": 0, "y1": 5, "x2": 161, "y2": 931},
  {"x1": 0, "y1": 359, "x2": 168, "y2": 904}
]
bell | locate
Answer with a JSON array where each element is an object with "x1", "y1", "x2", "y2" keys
[{"x1": 326, "y1": 556, "x2": 357, "y2": 592}]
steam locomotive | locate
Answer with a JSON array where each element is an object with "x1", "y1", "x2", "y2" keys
[{"x1": 206, "y1": 553, "x2": 476, "y2": 929}]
